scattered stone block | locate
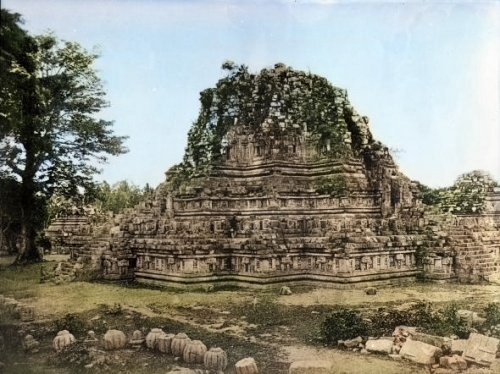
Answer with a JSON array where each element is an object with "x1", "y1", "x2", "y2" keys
[
  {"x1": 433, "y1": 369, "x2": 454, "y2": 374},
  {"x1": 399, "y1": 339, "x2": 442, "y2": 365},
  {"x1": 235, "y1": 357, "x2": 258, "y2": 374},
  {"x1": 171, "y1": 333, "x2": 191, "y2": 357},
  {"x1": 204, "y1": 347, "x2": 228, "y2": 372},
  {"x1": 392, "y1": 326, "x2": 417, "y2": 338},
  {"x1": 343, "y1": 336, "x2": 363, "y2": 348},
  {"x1": 365, "y1": 287, "x2": 377, "y2": 295},
  {"x1": 145, "y1": 328, "x2": 165, "y2": 350},
  {"x1": 103, "y1": 329, "x2": 127, "y2": 350},
  {"x1": 450, "y1": 339, "x2": 467, "y2": 354},
  {"x1": 53, "y1": 330, "x2": 76, "y2": 352},
  {"x1": 158, "y1": 333, "x2": 175, "y2": 353},
  {"x1": 22, "y1": 335, "x2": 40, "y2": 353},
  {"x1": 16, "y1": 304, "x2": 35, "y2": 322},
  {"x1": 280, "y1": 286, "x2": 292, "y2": 295},
  {"x1": 462, "y1": 333, "x2": 499, "y2": 366},
  {"x1": 166, "y1": 367, "x2": 198, "y2": 374},
  {"x1": 288, "y1": 360, "x2": 335, "y2": 373},
  {"x1": 439, "y1": 355, "x2": 467, "y2": 371},
  {"x1": 457, "y1": 310, "x2": 487, "y2": 327},
  {"x1": 411, "y1": 332, "x2": 451, "y2": 350},
  {"x1": 183, "y1": 340, "x2": 207, "y2": 364},
  {"x1": 129, "y1": 330, "x2": 145, "y2": 348},
  {"x1": 84, "y1": 330, "x2": 98, "y2": 346},
  {"x1": 365, "y1": 339, "x2": 394, "y2": 354}
]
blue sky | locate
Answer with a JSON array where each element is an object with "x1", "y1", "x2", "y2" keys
[{"x1": 3, "y1": 0, "x2": 499, "y2": 188}]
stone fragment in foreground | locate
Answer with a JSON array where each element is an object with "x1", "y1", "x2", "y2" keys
[
  {"x1": 439, "y1": 355, "x2": 467, "y2": 371},
  {"x1": 103, "y1": 329, "x2": 127, "y2": 350},
  {"x1": 235, "y1": 357, "x2": 258, "y2": 374},
  {"x1": 166, "y1": 367, "x2": 199, "y2": 374},
  {"x1": 343, "y1": 336, "x2": 363, "y2": 348},
  {"x1": 450, "y1": 339, "x2": 467, "y2": 354},
  {"x1": 399, "y1": 339, "x2": 442, "y2": 365},
  {"x1": 411, "y1": 332, "x2": 451, "y2": 350},
  {"x1": 365, "y1": 339, "x2": 394, "y2": 354},
  {"x1": 288, "y1": 360, "x2": 335, "y2": 373},
  {"x1": 462, "y1": 333, "x2": 499, "y2": 366}
]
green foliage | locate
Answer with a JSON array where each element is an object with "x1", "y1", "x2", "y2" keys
[
  {"x1": 172, "y1": 62, "x2": 358, "y2": 188},
  {"x1": 368, "y1": 302, "x2": 433, "y2": 336},
  {"x1": 54, "y1": 313, "x2": 86, "y2": 336},
  {"x1": 321, "y1": 308, "x2": 368, "y2": 345},
  {"x1": 0, "y1": 11, "x2": 127, "y2": 261},
  {"x1": 440, "y1": 171, "x2": 497, "y2": 214},
  {"x1": 419, "y1": 171, "x2": 498, "y2": 214},
  {"x1": 244, "y1": 295, "x2": 285, "y2": 327},
  {"x1": 94, "y1": 180, "x2": 149, "y2": 214},
  {"x1": 315, "y1": 175, "x2": 348, "y2": 197},
  {"x1": 423, "y1": 303, "x2": 471, "y2": 338},
  {"x1": 99, "y1": 302, "x2": 124, "y2": 316},
  {"x1": 416, "y1": 183, "x2": 444, "y2": 206},
  {"x1": 484, "y1": 303, "x2": 500, "y2": 327}
]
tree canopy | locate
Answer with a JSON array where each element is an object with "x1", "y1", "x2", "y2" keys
[
  {"x1": 419, "y1": 170, "x2": 498, "y2": 214},
  {"x1": 0, "y1": 10, "x2": 127, "y2": 262}
]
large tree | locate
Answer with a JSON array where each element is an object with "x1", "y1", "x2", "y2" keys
[{"x1": 0, "y1": 10, "x2": 127, "y2": 263}]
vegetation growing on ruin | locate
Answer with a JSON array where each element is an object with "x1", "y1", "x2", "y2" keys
[
  {"x1": 418, "y1": 170, "x2": 498, "y2": 214},
  {"x1": 165, "y1": 62, "x2": 376, "y2": 191},
  {"x1": 315, "y1": 175, "x2": 348, "y2": 197}
]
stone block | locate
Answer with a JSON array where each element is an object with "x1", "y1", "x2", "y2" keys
[
  {"x1": 343, "y1": 336, "x2": 363, "y2": 348},
  {"x1": 365, "y1": 339, "x2": 394, "y2": 354},
  {"x1": 462, "y1": 333, "x2": 499, "y2": 366},
  {"x1": 399, "y1": 339, "x2": 442, "y2": 365},
  {"x1": 289, "y1": 360, "x2": 335, "y2": 374},
  {"x1": 457, "y1": 310, "x2": 487, "y2": 327},
  {"x1": 411, "y1": 332, "x2": 450, "y2": 349},
  {"x1": 365, "y1": 287, "x2": 377, "y2": 295},
  {"x1": 450, "y1": 339, "x2": 467, "y2": 354},
  {"x1": 439, "y1": 355, "x2": 467, "y2": 371},
  {"x1": 392, "y1": 326, "x2": 417, "y2": 338}
]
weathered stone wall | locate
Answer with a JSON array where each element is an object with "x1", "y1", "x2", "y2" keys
[{"x1": 44, "y1": 65, "x2": 500, "y2": 287}]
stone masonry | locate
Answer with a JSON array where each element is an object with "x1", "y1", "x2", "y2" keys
[{"x1": 45, "y1": 64, "x2": 500, "y2": 288}]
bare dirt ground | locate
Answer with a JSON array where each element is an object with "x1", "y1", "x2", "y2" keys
[{"x1": 1, "y1": 255, "x2": 500, "y2": 373}]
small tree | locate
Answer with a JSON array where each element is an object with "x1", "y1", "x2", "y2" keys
[
  {"x1": 94, "y1": 181, "x2": 146, "y2": 214},
  {"x1": 0, "y1": 11, "x2": 127, "y2": 263}
]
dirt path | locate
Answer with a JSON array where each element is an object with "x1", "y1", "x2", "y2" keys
[{"x1": 283, "y1": 345, "x2": 428, "y2": 374}]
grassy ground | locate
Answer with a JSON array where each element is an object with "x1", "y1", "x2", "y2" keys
[{"x1": 1, "y1": 256, "x2": 499, "y2": 373}]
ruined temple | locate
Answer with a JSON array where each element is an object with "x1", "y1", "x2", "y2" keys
[{"x1": 46, "y1": 63, "x2": 500, "y2": 287}]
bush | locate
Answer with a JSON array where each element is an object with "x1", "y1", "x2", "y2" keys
[
  {"x1": 423, "y1": 304, "x2": 471, "y2": 338},
  {"x1": 484, "y1": 303, "x2": 500, "y2": 327},
  {"x1": 99, "y1": 303, "x2": 123, "y2": 316},
  {"x1": 245, "y1": 296, "x2": 285, "y2": 327},
  {"x1": 54, "y1": 313, "x2": 86, "y2": 336},
  {"x1": 315, "y1": 175, "x2": 348, "y2": 197},
  {"x1": 321, "y1": 308, "x2": 368, "y2": 345},
  {"x1": 368, "y1": 302, "x2": 434, "y2": 336}
]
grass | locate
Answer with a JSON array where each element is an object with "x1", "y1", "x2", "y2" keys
[{"x1": 2, "y1": 258, "x2": 500, "y2": 373}]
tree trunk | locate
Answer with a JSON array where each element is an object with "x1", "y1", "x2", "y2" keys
[
  {"x1": 16, "y1": 125, "x2": 43, "y2": 263},
  {"x1": 16, "y1": 220, "x2": 41, "y2": 263},
  {"x1": 16, "y1": 193, "x2": 42, "y2": 263}
]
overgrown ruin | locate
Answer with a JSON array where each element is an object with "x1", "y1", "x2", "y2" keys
[{"x1": 45, "y1": 63, "x2": 500, "y2": 287}]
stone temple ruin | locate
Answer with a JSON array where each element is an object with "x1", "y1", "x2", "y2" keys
[{"x1": 45, "y1": 63, "x2": 500, "y2": 288}]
